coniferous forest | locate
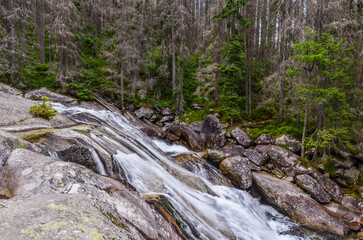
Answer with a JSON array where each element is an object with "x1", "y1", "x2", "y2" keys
[{"x1": 0, "y1": 0, "x2": 362, "y2": 161}]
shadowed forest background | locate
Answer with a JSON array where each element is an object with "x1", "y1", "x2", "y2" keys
[{"x1": 0, "y1": 0, "x2": 362, "y2": 160}]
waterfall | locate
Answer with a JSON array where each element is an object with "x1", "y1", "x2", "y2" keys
[{"x1": 53, "y1": 104, "x2": 327, "y2": 240}]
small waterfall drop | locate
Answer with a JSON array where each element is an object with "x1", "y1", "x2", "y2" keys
[{"x1": 53, "y1": 104, "x2": 328, "y2": 240}]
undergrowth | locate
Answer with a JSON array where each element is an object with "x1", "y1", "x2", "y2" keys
[{"x1": 29, "y1": 96, "x2": 57, "y2": 119}]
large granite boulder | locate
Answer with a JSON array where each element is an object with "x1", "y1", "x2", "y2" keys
[
  {"x1": 295, "y1": 174, "x2": 332, "y2": 204},
  {"x1": 310, "y1": 171, "x2": 344, "y2": 203},
  {"x1": 134, "y1": 107, "x2": 155, "y2": 120},
  {"x1": 254, "y1": 145, "x2": 270, "y2": 160},
  {"x1": 220, "y1": 156, "x2": 252, "y2": 189},
  {"x1": 267, "y1": 145, "x2": 299, "y2": 168},
  {"x1": 255, "y1": 134, "x2": 272, "y2": 145},
  {"x1": 189, "y1": 122, "x2": 202, "y2": 133},
  {"x1": 253, "y1": 172, "x2": 349, "y2": 236},
  {"x1": 170, "y1": 125, "x2": 203, "y2": 152},
  {"x1": 230, "y1": 127, "x2": 251, "y2": 147},
  {"x1": 221, "y1": 145, "x2": 245, "y2": 157},
  {"x1": 203, "y1": 149, "x2": 228, "y2": 164},
  {"x1": 25, "y1": 87, "x2": 75, "y2": 103},
  {"x1": 200, "y1": 115, "x2": 226, "y2": 149},
  {"x1": 0, "y1": 149, "x2": 183, "y2": 240},
  {"x1": 243, "y1": 149, "x2": 266, "y2": 166},
  {"x1": 274, "y1": 135, "x2": 301, "y2": 153}
]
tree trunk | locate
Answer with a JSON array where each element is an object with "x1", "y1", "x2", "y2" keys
[
  {"x1": 38, "y1": 0, "x2": 45, "y2": 64},
  {"x1": 171, "y1": 1, "x2": 176, "y2": 94},
  {"x1": 120, "y1": 67, "x2": 125, "y2": 110},
  {"x1": 301, "y1": 101, "x2": 309, "y2": 158}
]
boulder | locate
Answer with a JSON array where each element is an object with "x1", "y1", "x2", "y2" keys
[
  {"x1": 0, "y1": 149, "x2": 183, "y2": 240},
  {"x1": 161, "y1": 108, "x2": 172, "y2": 116},
  {"x1": 203, "y1": 149, "x2": 228, "y2": 164},
  {"x1": 220, "y1": 156, "x2": 252, "y2": 189},
  {"x1": 230, "y1": 127, "x2": 251, "y2": 147},
  {"x1": 341, "y1": 195, "x2": 363, "y2": 213},
  {"x1": 138, "y1": 89, "x2": 147, "y2": 99},
  {"x1": 0, "y1": 130, "x2": 40, "y2": 173},
  {"x1": 267, "y1": 145, "x2": 299, "y2": 168},
  {"x1": 25, "y1": 87, "x2": 76, "y2": 103},
  {"x1": 310, "y1": 171, "x2": 344, "y2": 203},
  {"x1": 255, "y1": 134, "x2": 272, "y2": 145},
  {"x1": 295, "y1": 174, "x2": 332, "y2": 204},
  {"x1": 243, "y1": 149, "x2": 266, "y2": 166},
  {"x1": 221, "y1": 145, "x2": 245, "y2": 157},
  {"x1": 253, "y1": 172, "x2": 350, "y2": 236},
  {"x1": 254, "y1": 145, "x2": 270, "y2": 160},
  {"x1": 160, "y1": 115, "x2": 174, "y2": 123},
  {"x1": 56, "y1": 146, "x2": 106, "y2": 175},
  {"x1": 200, "y1": 115, "x2": 226, "y2": 149},
  {"x1": 274, "y1": 135, "x2": 301, "y2": 153},
  {"x1": 135, "y1": 107, "x2": 155, "y2": 120},
  {"x1": 189, "y1": 122, "x2": 202, "y2": 133},
  {"x1": 344, "y1": 167, "x2": 360, "y2": 186},
  {"x1": 170, "y1": 125, "x2": 203, "y2": 152},
  {"x1": 331, "y1": 158, "x2": 356, "y2": 169},
  {"x1": 324, "y1": 203, "x2": 361, "y2": 231}
]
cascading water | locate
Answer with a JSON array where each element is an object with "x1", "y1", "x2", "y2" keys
[{"x1": 53, "y1": 104, "x2": 330, "y2": 240}]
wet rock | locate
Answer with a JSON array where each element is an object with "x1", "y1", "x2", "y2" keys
[
  {"x1": 204, "y1": 149, "x2": 228, "y2": 164},
  {"x1": 267, "y1": 145, "x2": 299, "y2": 168},
  {"x1": 341, "y1": 195, "x2": 363, "y2": 213},
  {"x1": 200, "y1": 115, "x2": 226, "y2": 149},
  {"x1": 170, "y1": 125, "x2": 203, "y2": 152},
  {"x1": 310, "y1": 171, "x2": 344, "y2": 203},
  {"x1": 243, "y1": 149, "x2": 266, "y2": 166},
  {"x1": 0, "y1": 149, "x2": 183, "y2": 240},
  {"x1": 135, "y1": 107, "x2": 155, "y2": 120},
  {"x1": 253, "y1": 172, "x2": 349, "y2": 236},
  {"x1": 220, "y1": 156, "x2": 252, "y2": 189},
  {"x1": 295, "y1": 174, "x2": 331, "y2": 204},
  {"x1": 221, "y1": 145, "x2": 245, "y2": 157},
  {"x1": 324, "y1": 203, "x2": 361, "y2": 231},
  {"x1": 161, "y1": 108, "x2": 171, "y2": 116},
  {"x1": 25, "y1": 87, "x2": 76, "y2": 103},
  {"x1": 189, "y1": 122, "x2": 202, "y2": 133},
  {"x1": 255, "y1": 134, "x2": 272, "y2": 145},
  {"x1": 230, "y1": 127, "x2": 251, "y2": 147},
  {"x1": 274, "y1": 135, "x2": 301, "y2": 153},
  {"x1": 56, "y1": 146, "x2": 105, "y2": 175},
  {"x1": 166, "y1": 133, "x2": 179, "y2": 142},
  {"x1": 139, "y1": 122, "x2": 164, "y2": 138},
  {"x1": 173, "y1": 153, "x2": 232, "y2": 187}
]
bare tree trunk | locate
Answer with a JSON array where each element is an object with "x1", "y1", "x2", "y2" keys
[
  {"x1": 171, "y1": 0, "x2": 176, "y2": 94},
  {"x1": 120, "y1": 67, "x2": 125, "y2": 110},
  {"x1": 49, "y1": 30, "x2": 52, "y2": 71},
  {"x1": 301, "y1": 101, "x2": 309, "y2": 158}
]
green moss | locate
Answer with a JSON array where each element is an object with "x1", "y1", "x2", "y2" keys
[{"x1": 106, "y1": 212, "x2": 126, "y2": 230}]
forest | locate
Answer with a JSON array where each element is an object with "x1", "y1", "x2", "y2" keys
[{"x1": 0, "y1": 0, "x2": 362, "y2": 160}]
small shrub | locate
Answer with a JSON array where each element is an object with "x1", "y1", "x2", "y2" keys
[{"x1": 29, "y1": 96, "x2": 57, "y2": 119}]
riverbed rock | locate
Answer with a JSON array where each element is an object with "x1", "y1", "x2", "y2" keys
[
  {"x1": 295, "y1": 174, "x2": 332, "y2": 204},
  {"x1": 204, "y1": 149, "x2": 228, "y2": 164},
  {"x1": 254, "y1": 145, "x2": 270, "y2": 160},
  {"x1": 267, "y1": 145, "x2": 299, "y2": 168},
  {"x1": 170, "y1": 125, "x2": 203, "y2": 152},
  {"x1": 253, "y1": 172, "x2": 350, "y2": 236},
  {"x1": 0, "y1": 130, "x2": 40, "y2": 173},
  {"x1": 220, "y1": 156, "x2": 252, "y2": 189},
  {"x1": 221, "y1": 145, "x2": 245, "y2": 157},
  {"x1": 274, "y1": 135, "x2": 301, "y2": 153},
  {"x1": 341, "y1": 195, "x2": 363, "y2": 213},
  {"x1": 189, "y1": 122, "x2": 202, "y2": 133},
  {"x1": 135, "y1": 107, "x2": 155, "y2": 120},
  {"x1": 255, "y1": 134, "x2": 272, "y2": 145},
  {"x1": 25, "y1": 87, "x2": 75, "y2": 103},
  {"x1": 200, "y1": 115, "x2": 226, "y2": 149},
  {"x1": 0, "y1": 149, "x2": 183, "y2": 240},
  {"x1": 231, "y1": 127, "x2": 251, "y2": 147},
  {"x1": 324, "y1": 202, "x2": 361, "y2": 231},
  {"x1": 243, "y1": 149, "x2": 266, "y2": 166}
]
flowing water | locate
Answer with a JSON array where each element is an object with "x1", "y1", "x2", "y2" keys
[{"x1": 53, "y1": 104, "x2": 335, "y2": 240}]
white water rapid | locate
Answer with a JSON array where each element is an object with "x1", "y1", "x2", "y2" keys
[{"x1": 53, "y1": 104, "x2": 329, "y2": 240}]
